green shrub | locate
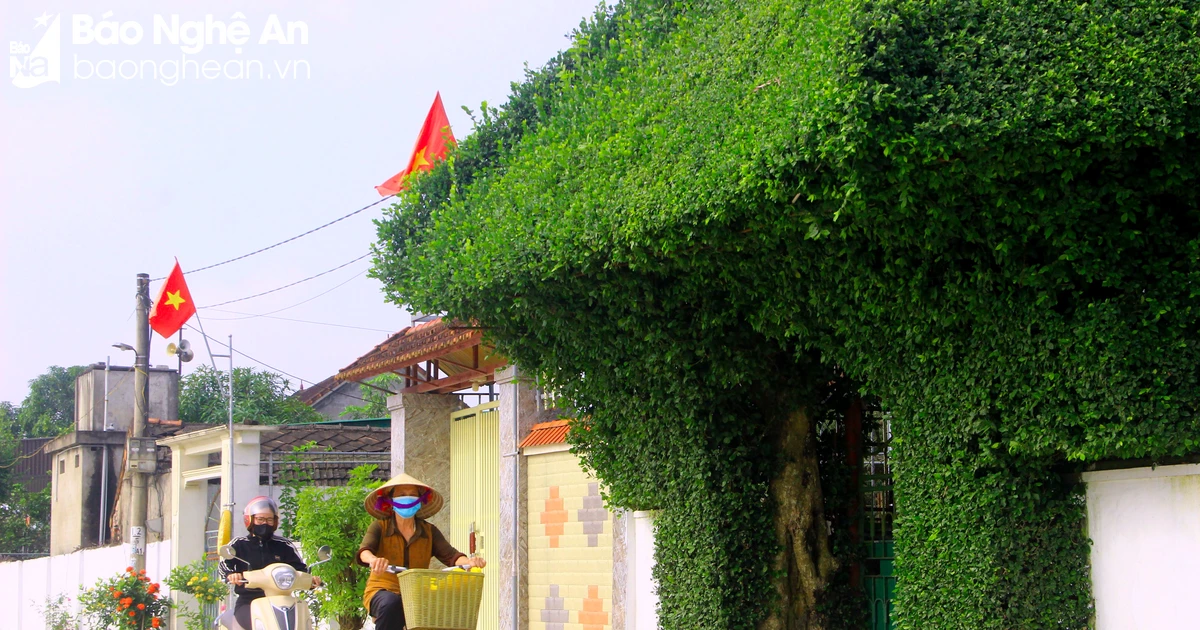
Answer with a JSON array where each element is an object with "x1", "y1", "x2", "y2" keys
[{"x1": 293, "y1": 465, "x2": 381, "y2": 630}]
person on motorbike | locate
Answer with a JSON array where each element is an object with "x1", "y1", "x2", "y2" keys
[
  {"x1": 218, "y1": 496, "x2": 321, "y2": 630},
  {"x1": 358, "y1": 473, "x2": 486, "y2": 630}
]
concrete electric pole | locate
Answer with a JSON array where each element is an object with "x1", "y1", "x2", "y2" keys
[{"x1": 129, "y1": 273, "x2": 151, "y2": 571}]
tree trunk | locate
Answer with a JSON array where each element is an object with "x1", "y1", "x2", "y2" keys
[{"x1": 760, "y1": 407, "x2": 837, "y2": 630}]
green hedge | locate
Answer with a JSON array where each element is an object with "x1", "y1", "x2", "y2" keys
[{"x1": 373, "y1": 0, "x2": 1200, "y2": 627}]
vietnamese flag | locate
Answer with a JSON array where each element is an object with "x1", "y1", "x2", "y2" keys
[
  {"x1": 376, "y1": 92, "x2": 456, "y2": 196},
  {"x1": 149, "y1": 261, "x2": 196, "y2": 338}
]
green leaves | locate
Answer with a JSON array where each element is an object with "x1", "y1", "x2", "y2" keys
[
  {"x1": 294, "y1": 465, "x2": 381, "y2": 630},
  {"x1": 371, "y1": 0, "x2": 1200, "y2": 627},
  {"x1": 179, "y1": 366, "x2": 322, "y2": 426}
]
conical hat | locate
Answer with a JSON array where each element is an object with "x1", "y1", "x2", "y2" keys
[{"x1": 364, "y1": 472, "x2": 445, "y2": 520}]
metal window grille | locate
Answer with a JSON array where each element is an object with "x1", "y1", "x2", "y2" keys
[{"x1": 861, "y1": 404, "x2": 894, "y2": 630}]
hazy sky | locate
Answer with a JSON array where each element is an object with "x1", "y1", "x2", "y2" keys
[{"x1": 0, "y1": 0, "x2": 600, "y2": 403}]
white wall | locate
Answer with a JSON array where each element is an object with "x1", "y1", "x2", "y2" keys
[
  {"x1": 1085, "y1": 463, "x2": 1200, "y2": 630},
  {"x1": 0, "y1": 540, "x2": 170, "y2": 630},
  {"x1": 627, "y1": 511, "x2": 659, "y2": 630}
]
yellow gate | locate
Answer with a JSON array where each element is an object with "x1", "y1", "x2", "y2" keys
[{"x1": 450, "y1": 401, "x2": 500, "y2": 630}]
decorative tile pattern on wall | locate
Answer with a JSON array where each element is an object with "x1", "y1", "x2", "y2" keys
[
  {"x1": 578, "y1": 482, "x2": 606, "y2": 547},
  {"x1": 542, "y1": 485, "x2": 567, "y2": 548},
  {"x1": 528, "y1": 450, "x2": 614, "y2": 630},
  {"x1": 542, "y1": 584, "x2": 567, "y2": 630},
  {"x1": 580, "y1": 584, "x2": 609, "y2": 630}
]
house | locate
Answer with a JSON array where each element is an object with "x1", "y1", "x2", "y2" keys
[
  {"x1": 332, "y1": 317, "x2": 660, "y2": 630},
  {"x1": 293, "y1": 375, "x2": 366, "y2": 421}
]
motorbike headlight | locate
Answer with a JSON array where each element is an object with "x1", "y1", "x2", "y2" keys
[{"x1": 271, "y1": 566, "x2": 296, "y2": 590}]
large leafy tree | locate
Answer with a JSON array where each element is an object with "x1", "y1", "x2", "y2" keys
[
  {"x1": 9, "y1": 365, "x2": 86, "y2": 438},
  {"x1": 0, "y1": 366, "x2": 82, "y2": 557},
  {"x1": 374, "y1": 0, "x2": 1200, "y2": 628},
  {"x1": 0, "y1": 484, "x2": 50, "y2": 557},
  {"x1": 180, "y1": 365, "x2": 322, "y2": 425}
]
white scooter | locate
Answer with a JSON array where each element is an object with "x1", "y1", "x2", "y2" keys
[{"x1": 215, "y1": 543, "x2": 331, "y2": 630}]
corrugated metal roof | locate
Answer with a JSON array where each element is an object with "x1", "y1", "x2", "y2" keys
[{"x1": 520, "y1": 420, "x2": 570, "y2": 448}]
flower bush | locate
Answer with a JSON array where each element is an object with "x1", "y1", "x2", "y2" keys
[
  {"x1": 78, "y1": 567, "x2": 170, "y2": 630},
  {"x1": 166, "y1": 559, "x2": 228, "y2": 604},
  {"x1": 39, "y1": 593, "x2": 77, "y2": 630},
  {"x1": 166, "y1": 559, "x2": 228, "y2": 630}
]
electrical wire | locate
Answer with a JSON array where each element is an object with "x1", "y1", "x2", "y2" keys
[
  {"x1": 198, "y1": 269, "x2": 369, "y2": 320},
  {"x1": 198, "y1": 253, "x2": 370, "y2": 309},
  {"x1": 184, "y1": 324, "x2": 316, "y2": 385},
  {"x1": 183, "y1": 324, "x2": 399, "y2": 405},
  {"x1": 199, "y1": 312, "x2": 395, "y2": 333},
  {"x1": 151, "y1": 197, "x2": 391, "y2": 281}
]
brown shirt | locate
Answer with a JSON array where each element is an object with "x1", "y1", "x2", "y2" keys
[{"x1": 358, "y1": 517, "x2": 465, "y2": 611}]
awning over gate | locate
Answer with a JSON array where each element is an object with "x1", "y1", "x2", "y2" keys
[{"x1": 334, "y1": 318, "x2": 508, "y2": 394}]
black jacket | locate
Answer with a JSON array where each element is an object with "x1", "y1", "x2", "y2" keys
[{"x1": 217, "y1": 534, "x2": 309, "y2": 604}]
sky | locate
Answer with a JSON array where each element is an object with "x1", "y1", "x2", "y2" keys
[{"x1": 0, "y1": 0, "x2": 601, "y2": 404}]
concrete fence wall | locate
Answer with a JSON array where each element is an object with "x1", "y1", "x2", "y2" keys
[
  {"x1": 1085, "y1": 462, "x2": 1200, "y2": 630},
  {"x1": 0, "y1": 540, "x2": 170, "y2": 630}
]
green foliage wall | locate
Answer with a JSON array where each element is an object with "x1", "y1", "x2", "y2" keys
[{"x1": 373, "y1": 0, "x2": 1200, "y2": 627}]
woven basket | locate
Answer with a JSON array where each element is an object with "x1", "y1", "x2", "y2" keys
[{"x1": 397, "y1": 569, "x2": 485, "y2": 630}]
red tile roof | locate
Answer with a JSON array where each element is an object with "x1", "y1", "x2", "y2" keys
[
  {"x1": 520, "y1": 420, "x2": 570, "y2": 448},
  {"x1": 335, "y1": 318, "x2": 508, "y2": 393}
]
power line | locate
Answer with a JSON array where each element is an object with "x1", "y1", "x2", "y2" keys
[
  {"x1": 151, "y1": 197, "x2": 391, "y2": 281},
  {"x1": 182, "y1": 324, "x2": 385, "y2": 404},
  {"x1": 198, "y1": 253, "x2": 371, "y2": 309},
  {"x1": 200, "y1": 312, "x2": 395, "y2": 333},
  {"x1": 199, "y1": 269, "x2": 369, "y2": 319},
  {"x1": 184, "y1": 324, "x2": 315, "y2": 385}
]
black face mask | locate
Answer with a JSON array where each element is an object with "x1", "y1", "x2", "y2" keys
[{"x1": 251, "y1": 523, "x2": 276, "y2": 539}]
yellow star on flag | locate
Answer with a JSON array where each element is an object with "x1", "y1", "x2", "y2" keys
[
  {"x1": 412, "y1": 146, "x2": 431, "y2": 170},
  {"x1": 164, "y1": 290, "x2": 187, "y2": 310}
]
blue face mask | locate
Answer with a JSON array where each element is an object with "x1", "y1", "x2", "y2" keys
[{"x1": 391, "y1": 495, "x2": 423, "y2": 519}]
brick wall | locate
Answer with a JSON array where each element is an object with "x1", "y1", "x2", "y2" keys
[{"x1": 528, "y1": 449, "x2": 613, "y2": 630}]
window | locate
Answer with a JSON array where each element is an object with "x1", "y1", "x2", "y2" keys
[
  {"x1": 75, "y1": 453, "x2": 80, "y2": 468},
  {"x1": 59, "y1": 458, "x2": 65, "y2": 474}
]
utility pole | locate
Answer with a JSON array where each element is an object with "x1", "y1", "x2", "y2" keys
[{"x1": 129, "y1": 273, "x2": 151, "y2": 571}]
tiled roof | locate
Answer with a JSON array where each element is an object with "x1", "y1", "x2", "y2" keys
[
  {"x1": 262, "y1": 426, "x2": 390, "y2": 453},
  {"x1": 335, "y1": 317, "x2": 508, "y2": 394},
  {"x1": 520, "y1": 420, "x2": 570, "y2": 448},
  {"x1": 259, "y1": 425, "x2": 392, "y2": 487},
  {"x1": 293, "y1": 375, "x2": 340, "y2": 405}
]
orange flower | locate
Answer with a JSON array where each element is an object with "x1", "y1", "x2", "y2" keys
[
  {"x1": 128, "y1": 610, "x2": 136, "y2": 617},
  {"x1": 126, "y1": 566, "x2": 134, "y2": 573},
  {"x1": 137, "y1": 603, "x2": 145, "y2": 610},
  {"x1": 114, "y1": 590, "x2": 123, "y2": 597},
  {"x1": 151, "y1": 618, "x2": 161, "y2": 628},
  {"x1": 147, "y1": 583, "x2": 160, "y2": 593}
]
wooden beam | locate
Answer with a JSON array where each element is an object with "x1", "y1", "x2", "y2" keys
[
  {"x1": 398, "y1": 370, "x2": 484, "y2": 394},
  {"x1": 396, "y1": 359, "x2": 509, "y2": 394},
  {"x1": 435, "y1": 356, "x2": 487, "y2": 376}
]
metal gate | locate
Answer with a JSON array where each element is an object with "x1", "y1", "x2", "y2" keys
[
  {"x1": 862, "y1": 407, "x2": 894, "y2": 630},
  {"x1": 450, "y1": 401, "x2": 500, "y2": 630}
]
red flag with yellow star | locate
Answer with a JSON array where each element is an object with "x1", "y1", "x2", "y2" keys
[
  {"x1": 376, "y1": 92, "x2": 456, "y2": 196},
  {"x1": 149, "y1": 261, "x2": 196, "y2": 338}
]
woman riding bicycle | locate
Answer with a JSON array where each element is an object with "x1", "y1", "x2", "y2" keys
[{"x1": 358, "y1": 473, "x2": 486, "y2": 630}]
